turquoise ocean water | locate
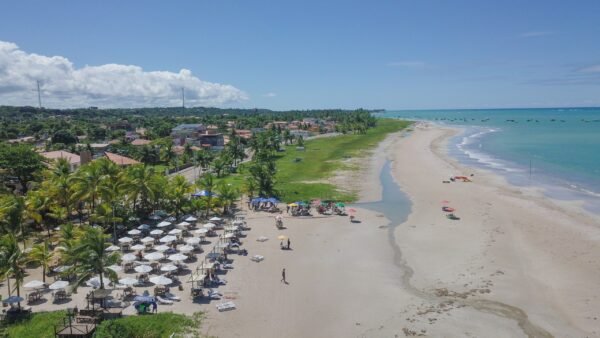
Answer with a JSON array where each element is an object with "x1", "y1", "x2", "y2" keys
[{"x1": 375, "y1": 108, "x2": 600, "y2": 214}]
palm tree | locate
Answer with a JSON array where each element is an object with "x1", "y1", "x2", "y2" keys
[
  {"x1": 27, "y1": 240, "x2": 54, "y2": 283},
  {"x1": 166, "y1": 175, "x2": 192, "y2": 219},
  {"x1": 125, "y1": 165, "x2": 160, "y2": 216},
  {"x1": 243, "y1": 177, "x2": 258, "y2": 200},
  {"x1": 196, "y1": 173, "x2": 216, "y2": 218},
  {"x1": 0, "y1": 234, "x2": 27, "y2": 308},
  {"x1": 72, "y1": 227, "x2": 120, "y2": 290},
  {"x1": 26, "y1": 190, "x2": 53, "y2": 238},
  {"x1": 216, "y1": 183, "x2": 239, "y2": 214},
  {"x1": 71, "y1": 160, "x2": 105, "y2": 215},
  {"x1": 0, "y1": 195, "x2": 27, "y2": 247}
]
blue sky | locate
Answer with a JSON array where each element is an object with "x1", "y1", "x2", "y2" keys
[{"x1": 1, "y1": 0, "x2": 599, "y2": 110}]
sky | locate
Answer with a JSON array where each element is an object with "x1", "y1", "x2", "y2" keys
[{"x1": 1, "y1": 0, "x2": 600, "y2": 110}]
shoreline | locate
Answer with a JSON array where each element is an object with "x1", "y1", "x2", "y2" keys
[{"x1": 390, "y1": 122, "x2": 600, "y2": 337}]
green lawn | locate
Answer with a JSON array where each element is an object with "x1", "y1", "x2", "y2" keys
[
  {"x1": 5, "y1": 310, "x2": 66, "y2": 338},
  {"x1": 4, "y1": 311, "x2": 203, "y2": 338},
  {"x1": 276, "y1": 119, "x2": 410, "y2": 202}
]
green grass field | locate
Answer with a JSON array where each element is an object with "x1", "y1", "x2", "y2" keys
[
  {"x1": 276, "y1": 119, "x2": 410, "y2": 202},
  {"x1": 4, "y1": 311, "x2": 203, "y2": 338}
]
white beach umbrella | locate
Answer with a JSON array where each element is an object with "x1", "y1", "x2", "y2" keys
[
  {"x1": 122, "y1": 253, "x2": 137, "y2": 262},
  {"x1": 144, "y1": 252, "x2": 164, "y2": 261},
  {"x1": 160, "y1": 264, "x2": 178, "y2": 272},
  {"x1": 164, "y1": 216, "x2": 176, "y2": 222},
  {"x1": 177, "y1": 221, "x2": 190, "y2": 227},
  {"x1": 185, "y1": 216, "x2": 197, "y2": 222},
  {"x1": 118, "y1": 277, "x2": 139, "y2": 286},
  {"x1": 86, "y1": 277, "x2": 101, "y2": 288},
  {"x1": 185, "y1": 237, "x2": 201, "y2": 245},
  {"x1": 224, "y1": 233, "x2": 235, "y2": 239},
  {"x1": 131, "y1": 244, "x2": 146, "y2": 251},
  {"x1": 118, "y1": 237, "x2": 133, "y2": 244},
  {"x1": 232, "y1": 220, "x2": 244, "y2": 226},
  {"x1": 168, "y1": 228, "x2": 182, "y2": 235},
  {"x1": 137, "y1": 224, "x2": 151, "y2": 230},
  {"x1": 150, "y1": 229, "x2": 164, "y2": 236},
  {"x1": 49, "y1": 280, "x2": 69, "y2": 290},
  {"x1": 107, "y1": 265, "x2": 122, "y2": 272},
  {"x1": 105, "y1": 245, "x2": 120, "y2": 252},
  {"x1": 203, "y1": 223, "x2": 216, "y2": 229},
  {"x1": 153, "y1": 244, "x2": 170, "y2": 252},
  {"x1": 209, "y1": 217, "x2": 222, "y2": 222},
  {"x1": 149, "y1": 275, "x2": 172, "y2": 285},
  {"x1": 156, "y1": 221, "x2": 171, "y2": 228},
  {"x1": 194, "y1": 228, "x2": 208, "y2": 235},
  {"x1": 225, "y1": 225, "x2": 239, "y2": 231},
  {"x1": 134, "y1": 265, "x2": 153, "y2": 273},
  {"x1": 168, "y1": 253, "x2": 187, "y2": 262},
  {"x1": 149, "y1": 214, "x2": 161, "y2": 221},
  {"x1": 160, "y1": 235, "x2": 177, "y2": 243},
  {"x1": 179, "y1": 245, "x2": 194, "y2": 253},
  {"x1": 127, "y1": 229, "x2": 141, "y2": 236},
  {"x1": 140, "y1": 236, "x2": 155, "y2": 243},
  {"x1": 24, "y1": 280, "x2": 45, "y2": 289},
  {"x1": 215, "y1": 242, "x2": 229, "y2": 250},
  {"x1": 53, "y1": 265, "x2": 72, "y2": 273}
]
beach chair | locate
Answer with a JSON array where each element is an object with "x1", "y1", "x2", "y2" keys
[
  {"x1": 156, "y1": 296, "x2": 173, "y2": 305},
  {"x1": 216, "y1": 301, "x2": 236, "y2": 312},
  {"x1": 251, "y1": 255, "x2": 264, "y2": 262},
  {"x1": 165, "y1": 292, "x2": 181, "y2": 301}
]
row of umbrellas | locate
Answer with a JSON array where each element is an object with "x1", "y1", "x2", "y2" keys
[
  {"x1": 22, "y1": 279, "x2": 69, "y2": 290},
  {"x1": 122, "y1": 252, "x2": 188, "y2": 262}
]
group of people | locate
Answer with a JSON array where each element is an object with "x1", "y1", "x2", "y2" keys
[{"x1": 280, "y1": 238, "x2": 291, "y2": 250}]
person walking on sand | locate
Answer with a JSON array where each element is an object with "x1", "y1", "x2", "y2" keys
[
  {"x1": 281, "y1": 268, "x2": 286, "y2": 283},
  {"x1": 287, "y1": 238, "x2": 291, "y2": 250}
]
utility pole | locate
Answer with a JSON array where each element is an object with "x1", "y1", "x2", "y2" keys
[
  {"x1": 37, "y1": 80, "x2": 42, "y2": 108},
  {"x1": 181, "y1": 87, "x2": 185, "y2": 114}
]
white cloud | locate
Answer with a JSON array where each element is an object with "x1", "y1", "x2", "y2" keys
[
  {"x1": 578, "y1": 64, "x2": 600, "y2": 73},
  {"x1": 263, "y1": 92, "x2": 276, "y2": 97},
  {"x1": 387, "y1": 61, "x2": 426, "y2": 68},
  {"x1": 0, "y1": 40, "x2": 248, "y2": 108},
  {"x1": 519, "y1": 31, "x2": 553, "y2": 38}
]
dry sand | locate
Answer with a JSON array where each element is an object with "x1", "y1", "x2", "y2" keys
[{"x1": 5, "y1": 123, "x2": 599, "y2": 337}]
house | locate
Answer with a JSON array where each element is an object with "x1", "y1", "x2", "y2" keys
[
  {"x1": 40, "y1": 150, "x2": 81, "y2": 170},
  {"x1": 171, "y1": 123, "x2": 223, "y2": 149},
  {"x1": 171, "y1": 124, "x2": 207, "y2": 139},
  {"x1": 290, "y1": 130, "x2": 311, "y2": 139},
  {"x1": 234, "y1": 129, "x2": 253, "y2": 139},
  {"x1": 104, "y1": 152, "x2": 140, "y2": 166},
  {"x1": 76, "y1": 143, "x2": 109, "y2": 153},
  {"x1": 131, "y1": 139, "x2": 152, "y2": 146}
]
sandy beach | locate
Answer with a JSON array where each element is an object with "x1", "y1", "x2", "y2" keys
[{"x1": 204, "y1": 123, "x2": 600, "y2": 337}]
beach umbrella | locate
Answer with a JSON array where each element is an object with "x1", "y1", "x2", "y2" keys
[
  {"x1": 131, "y1": 244, "x2": 146, "y2": 251},
  {"x1": 134, "y1": 265, "x2": 153, "y2": 273},
  {"x1": 118, "y1": 277, "x2": 138, "y2": 286},
  {"x1": 224, "y1": 233, "x2": 235, "y2": 239},
  {"x1": 164, "y1": 216, "x2": 176, "y2": 222},
  {"x1": 2, "y1": 296, "x2": 24, "y2": 304},
  {"x1": 122, "y1": 253, "x2": 137, "y2": 262},
  {"x1": 160, "y1": 235, "x2": 177, "y2": 243},
  {"x1": 156, "y1": 221, "x2": 171, "y2": 228},
  {"x1": 49, "y1": 280, "x2": 69, "y2": 290},
  {"x1": 203, "y1": 223, "x2": 216, "y2": 229},
  {"x1": 288, "y1": 203, "x2": 298, "y2": 207},
  {"x1": 209, "y1": 217, "x2": 222, "y2": 222},
  {"x1": 149, "y1": 275, "x2": 172, "y2": 285},
  {"x1": 168, "y1": 253, "x2": 187, "y2": 262},
  {"x1": 150, "y1": 229, "x2": 164, "y2": 236},
  {"x1": 185, "y1": 237, "x2": 201, "y2": 245},
  {"x1": 215, "y1": 242, "x2": 229, "y2": 250},
  {"x1": 179, "y1": 245, "x2": 194, "y2": 253},
  {"x1": 336, "y1": 202, "x2": 345, "y2": 207},
  {"x1": 24, "y1": 280, "x2": 45, "y2": 289},
  {"x1": 127, "y1": 229, "x2": 141, "y2": 236},
  {"x1": 144, "y1": 252, "x2": 164, "y2": 261},
  {"x1": 160, "y1": 264, "x2": 178, "y2": 272},
  {"x1": 185, "y1": 216, "x2": 197, "y2": 222},
  {"x1": 277, "y1": 235, "x2": 288, "y2": 241},
  {"x1": 107, "y1": 265, "x2": 122, "y2": 272},
  {"x1": 177, "y1": 221, "x2": 190, "y2": 228},
  {"x1": 86, "y1": 277, "x2": 101, "y2": 288},
  {"x1": 53, "y1": 265, "x2": 72, "y2": 273},
  {"x1": 137, "y1": 224, "x2": 151, "y2": 230},
  {"x1": 149, "y1": 215, "x2": 161, "y2": 221},
  {"x1": 134, "y1": 295, "x2": 155, "y2": 303},
  {"x1": 194, "y1": 228, "x2": 208, "y2": 235},
  {"x1": 267, "y1": 197, "x2": 279, "y2": 204},
  {"x1": 232, "y1": 220, "x2": 244, "y2": 226},
  {"x1": 168, "y1": 229, "x2": 182, "y2": 235},
  {"x1": 140, "y1": 236, "x2": 155, "y2": 243},
  {"x1": 153, "y1": 244, "x2": 170, "y2": 252},
  {"x1": 118, "y1": 237, "x2": 133, "y2": 244},
  {"x1": 105, "y1": 245, "x2": 120, "y2": 252}
]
